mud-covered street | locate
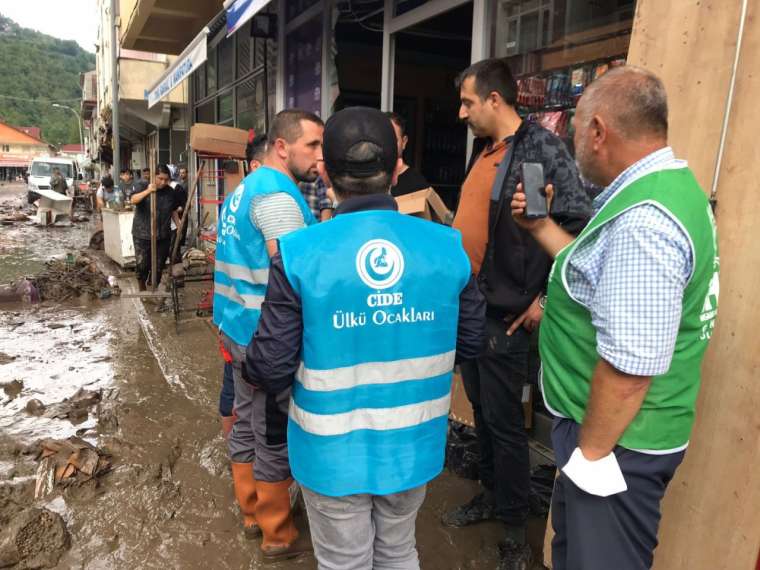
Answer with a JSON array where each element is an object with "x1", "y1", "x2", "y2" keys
[{"x1": 0, "y1": 181, "x2": 548, "y2": 569}]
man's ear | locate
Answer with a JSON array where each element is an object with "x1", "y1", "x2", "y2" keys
[
  {"x1": 273, "y1": 137, "x2": 289, "y2": 160},
  {"x1": 390, "y1": 158, "x2": 403, "y2": 187},
  {"x1": 591, "y1": 115, "x2": 608, "y2": 149}
]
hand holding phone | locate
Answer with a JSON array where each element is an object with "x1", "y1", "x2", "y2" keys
[{"x1": 520, "y1": 162, "x2": 548, "y2": 219}]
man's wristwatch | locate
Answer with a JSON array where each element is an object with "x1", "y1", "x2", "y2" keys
[{"x1": 538, "y1": 294, "x2": 547, "y2": 310}]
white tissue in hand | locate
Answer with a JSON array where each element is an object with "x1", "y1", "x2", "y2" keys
[{"x1": 561, "y1": 447, "x2": 628, "y2": 497}]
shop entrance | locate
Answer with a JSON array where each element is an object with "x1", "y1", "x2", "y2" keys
[{"x1": 392, "y1": 3, "x2": 472, "y2": 209}]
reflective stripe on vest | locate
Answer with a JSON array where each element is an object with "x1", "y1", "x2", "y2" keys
[
  {"x1": 289, "y1": 393, "x2": 452, "y2": 436},
  {"x1": 296, "y1": 350, "x2": 455, "y2": 392}
]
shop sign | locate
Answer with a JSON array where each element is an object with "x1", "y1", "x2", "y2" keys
[
  {"x1": 147, "y1": 28, "x2": 209, "y2": 109},
  {"x1": 225, "y1": 0, "x2": 271, "y2": 37}
]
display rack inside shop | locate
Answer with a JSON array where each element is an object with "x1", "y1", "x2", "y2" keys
[
  {"x1": 422, "y1": 99, "x2": 468, "y2": 209},
  {"x1": 516, "y1": 57, "x2": 626, "y2": 140}
]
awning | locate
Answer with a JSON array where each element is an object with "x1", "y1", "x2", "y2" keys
[
  {"x1": 146, "y1": 27, "x2": 210, "y2": 109},
  {"x1": 224, "y1": 0, "x2": 269, "y2": 37}
]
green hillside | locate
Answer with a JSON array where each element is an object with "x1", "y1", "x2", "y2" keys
[{"x1": 0, "y1": 13, "x2": 95, "y2": 146}]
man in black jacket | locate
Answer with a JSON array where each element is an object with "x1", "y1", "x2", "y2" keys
[{"x1": 444, "y1": 58, "x2": 590, "y2": 570}]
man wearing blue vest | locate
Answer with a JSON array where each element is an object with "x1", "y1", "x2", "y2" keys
[
  {"x1": 243, "y1": 107, "x2": 486, "y2": 569},
  {"x1": 512, "y1": 68, "x2": 719, "y2": 569},
  {"x1": 213, "y1": 109, "x2": 323, "y2": 560}
]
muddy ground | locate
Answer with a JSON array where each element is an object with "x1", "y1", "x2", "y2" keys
[{"x1": 0, "y1": 181, "x2": 548, "y2": 569}]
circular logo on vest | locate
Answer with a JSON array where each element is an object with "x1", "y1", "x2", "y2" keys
[
  {"x1": 229, "y1": 184, "x2": 244, "y2": 213},
  {"x1": 356, "y1": 240, "x2": 404, "y2": 290}
]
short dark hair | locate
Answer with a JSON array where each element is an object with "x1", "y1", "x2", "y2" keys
[
  {"x1": 385, "y1": 112, "x2": 407, "y2": 137},
  {"x1": 155, "y1": 164, "x2": 171, "y2": 177},
  {"x1": 101, "y1": 175, "x2": 114, "y2": 189},
  {"x1": 246, "y1": 134, "x2": 269, "y2": 164},
  {"x1": 120, "y1": 167, "x2": 131, "y2": 175},
  {"x1": 330, "y1": 142, "x2": 392, "y2": 198},
  {"x1": 456, "y1": 58, "x2": 518, "y2": 107},
  {"x1": 268, "y1": 109, "x2": 324, "y2": 145}
]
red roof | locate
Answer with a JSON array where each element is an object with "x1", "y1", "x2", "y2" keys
[
  {"x1": 12, "y1": 126, "x2": 42, "y2": 141},
  {"x1": 61, "y1": 144, "x2": 84, "y2": 153},
  {"x1": 0, "y1": 122, "x2": 48, "y2": 145}
]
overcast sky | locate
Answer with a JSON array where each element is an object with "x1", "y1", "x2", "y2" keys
[{"x1": 0, "y1": 0, "x2": 99, "y2": 53}]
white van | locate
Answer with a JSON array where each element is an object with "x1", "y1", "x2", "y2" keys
[{"x1": 27, "y1": 157, "x2": 81, "y2": 203}]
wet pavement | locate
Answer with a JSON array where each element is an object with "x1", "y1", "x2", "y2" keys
[{"x1": 0, "y1": 181, "x2": 547, "y2": 569}]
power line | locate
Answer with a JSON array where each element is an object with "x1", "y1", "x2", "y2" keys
[{"x1": 0, "y1": 94, "x2": 82, "y2": 104}]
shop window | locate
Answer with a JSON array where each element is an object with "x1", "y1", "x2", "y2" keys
[
  {"x1": 236, "y1": 74, "x2": 267, "y2": 135},
  {"x1": 218, "y1": 90, "x2": 234, "y2": 123},
  {"x1": 207, "y1": 47, "x2": 217, "y2": 94},
  {"x1": 285, "y1": 15, "x2": 322, "y2": 116},
  {"x1": 219, "y1": 36, "x2": 235, "y2": 87},
  {"x1": 394, "y1": 0, "x2": 429, "y2": 17},
  {"x1": 196, "y1": 101, "x2": 214, "y2": 124},
  {"x1": 237, "y1": 29, "x2": 252, "y2": 77},
  {"x1": 286, "y1": 0, "x2": 319, "y2": 23},
  {"x1": 490, "y1": 0, "x2": 636, "y2": 144},
  {"x1": 196, "y1": 62, "x2": 208, "y2": 99}
]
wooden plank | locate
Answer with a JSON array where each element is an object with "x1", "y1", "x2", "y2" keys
[
  {"x1": 626, "y1": 0, "x2": 742, "y2": 192},
  {"x1": 648, "y1": 1, "x2": 760, "y2": 568}
]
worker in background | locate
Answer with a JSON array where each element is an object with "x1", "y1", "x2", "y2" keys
[
  {"x1": 50, "y1": 167, "x2": 68, "y2": 195},
  {"x1": 169, "y1": 167, "x2": 189, "y2": 265},
  {"x1": 179, "y1": 166, "x2": 189, "y2": 188},
  {"x1": 128, "y1": 164, "x2": 182, "y2": 291},
  {"x1": 512, "y1": 66, "x2": 719, "y2": 570},
  {"x1": 141, "y1": 167, "x2": 151, "y2": 184},
  {"x1": 244, "y1": 107, "x2": 486, "y2": 569},
  {"x1": 119, "y1": 168, "x2": 135, "y2": 197},
  {"x1": 96, "y1": 175, "x2": 118, "y2": 210},
  {"x1": 443, "y1": 58, "x2": 590, "y2": 570},
  {"x1": 218, "y1": 134, "x2": 269, "y2": 440},
  {"x1": 213, "y1": 110, "x2": 323, "y2": 561},
  {"x1": 386, "y1": 112, "x2": 432, "y2": 197}
]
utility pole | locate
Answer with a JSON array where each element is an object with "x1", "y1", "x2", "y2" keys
[
  {"x1": 110, "y1": 0, "x2": 120, "y2": 174},
  {"x1": 51, "y1": 104, "x2": 84, "y2": 151}
]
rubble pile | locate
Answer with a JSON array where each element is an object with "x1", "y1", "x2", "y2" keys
[
  {"x1": 34, "y1": 437, "x2": 112, "y2": 499},
  {"x1": 27, "y1": 253, "x2": 119, "y2": 302}
]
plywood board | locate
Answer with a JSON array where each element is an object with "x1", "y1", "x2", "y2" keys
[
  {"x1": 649, "y1": 1, "x2": 760, "y2": 568},
  {"x1": 626, "y1": 0, "x2": 742, "y2": 192}
]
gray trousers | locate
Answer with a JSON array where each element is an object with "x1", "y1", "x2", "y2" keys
[
  {"x1": 302, "y1": 485, "x2": 426, "y2": 570},
  {"x1": 222, "y1": 333, "x2": 291, "y2": 482}
]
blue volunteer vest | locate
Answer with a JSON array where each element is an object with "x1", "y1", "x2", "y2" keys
[
  {"x1": 213, "y1": 166, "x2": 315, "y2": 346},
  {"x1": 278, "y1": 209, "x2": 471, "y2": 497}
]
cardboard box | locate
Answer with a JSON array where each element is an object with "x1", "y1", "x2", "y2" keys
[
  {"x1": 449, "y1": 369, "x2": 475, "y2": 427},
  {"x1": 190, "y1": 123, "x2": 248, "y2": 159},
  {"x1": 396, "y1": 188, "x2": 453, "y2": 224}
]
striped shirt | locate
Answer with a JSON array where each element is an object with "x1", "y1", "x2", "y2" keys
[
  {"x1": 250, "y1": 192, "x2": 306, "y2": 241},
  {"x1": 565, "y1": 147, "x2": 694, "y2": 377}
]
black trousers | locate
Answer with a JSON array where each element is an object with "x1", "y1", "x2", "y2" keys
[
  {"x1": 460, "y1": 317, "x2": 531, "y2": 526},
  {"x1": 133, "y1": 237, "x2": 171, "y2": 285},
  {"x1": 551, "y1": 418, "x2": 684, "y2": 570}
]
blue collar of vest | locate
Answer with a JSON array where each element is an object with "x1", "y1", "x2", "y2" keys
[{"x1": 335, "y1": 194, "x2": 398, "y2": 216}]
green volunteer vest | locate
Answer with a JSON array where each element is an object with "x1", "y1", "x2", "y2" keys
[{"x1": 539, "y1": 165, "x2": 719, "y2": 451}]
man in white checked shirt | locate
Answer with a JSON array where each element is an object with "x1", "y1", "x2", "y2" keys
[{"x1": 512, "y1": 66, "x2": 719, "y2": 570}]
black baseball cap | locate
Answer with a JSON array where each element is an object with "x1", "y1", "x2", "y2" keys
[{"x1": 323, "y1": 107, "x2": 398, "y2": 178}]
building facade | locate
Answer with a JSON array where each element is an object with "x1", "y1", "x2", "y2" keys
[{"x1": 0, "y1": 121, "x2": 53, "y2": 181}]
